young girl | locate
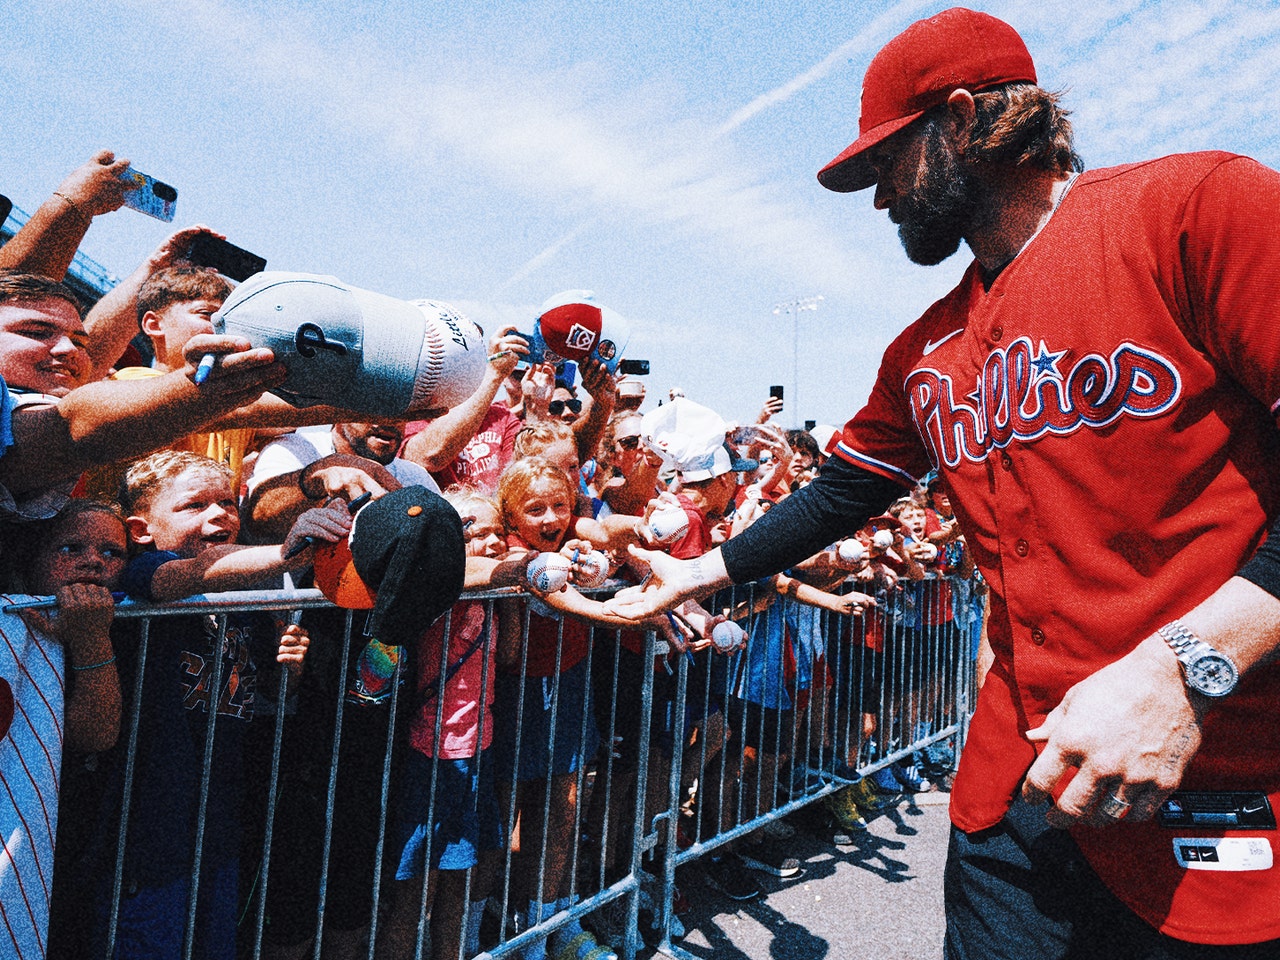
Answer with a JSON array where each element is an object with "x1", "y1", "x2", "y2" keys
[
  {"x1": 1, "y1": 500, "x2": 127, "y2": 957},
  {"x1": 492, "y1": 458, "x2": 618, "y2": 960},
  {"x1": 380, "y1": 489, "x2": 511, "y2": 960}
]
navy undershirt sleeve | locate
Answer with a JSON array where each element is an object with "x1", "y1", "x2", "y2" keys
[
  {"x1": 120, "y1": 550, "x2": 183, "y2": 601},
  {"x1": 721, "y1": 456, "x2": 907, "y2": 584},
  {"x1": 1238, "y1": 513, "x2": 1280, "y2": 600}
]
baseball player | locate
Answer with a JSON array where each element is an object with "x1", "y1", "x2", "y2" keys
[{"x1": 606, "y1": 8, "x2": 1280, "y2": 957}]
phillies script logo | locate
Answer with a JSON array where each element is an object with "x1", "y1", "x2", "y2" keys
[{"x1": 907, "y1": 337, "x2": 1182, "y2": 468}]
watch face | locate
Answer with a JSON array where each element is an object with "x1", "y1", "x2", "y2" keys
[{"x1": 1187, "y1": 652, "x2": 1239, "y2": 697}]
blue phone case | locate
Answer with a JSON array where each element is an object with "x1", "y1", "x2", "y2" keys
[{"x1": 119, "y1": 167, "x2": 177, "y2": 222}]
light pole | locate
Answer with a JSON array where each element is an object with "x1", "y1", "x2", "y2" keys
[{"x1": 772, "y1": 295, "x2": 823, "y2": 427}]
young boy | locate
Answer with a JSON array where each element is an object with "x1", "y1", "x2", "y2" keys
[{"x1": 88, "y1": 450, "x2": 349, "y2": 960}]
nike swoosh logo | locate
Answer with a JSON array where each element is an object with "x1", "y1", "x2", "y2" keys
[{"x1": 922, "y1": 329, "x2": 964, "y2": 355}]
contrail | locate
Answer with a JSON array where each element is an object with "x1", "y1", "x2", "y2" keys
[
  {"x1": 712, "y1": 0, "x2": 937, "y2": 139},
  {"x1": 495, "y1": 218, "x2": 596, "y2": 296},
  {"x1": 498, "y1": 0, "x2": 932, "y2": 290}
]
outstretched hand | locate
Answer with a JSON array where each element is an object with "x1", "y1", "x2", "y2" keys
[
  {"x1": 601, "y1": 545, "x2": 729, "y2": 621},
  {"x1": 1021, "y1": 635, "x2": 1202, "y2": 827}
]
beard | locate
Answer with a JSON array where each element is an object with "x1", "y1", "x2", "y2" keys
[{"x1": 892, "y1": 126, "x2": 979, "y2": 266}]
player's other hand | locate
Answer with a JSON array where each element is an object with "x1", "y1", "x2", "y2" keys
[{"x1": 1021, "y1": 634, "x2": 1202, "y2": 828}]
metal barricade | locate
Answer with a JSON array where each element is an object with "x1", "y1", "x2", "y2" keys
[{"x1": 31, "y1": 574, "x2": 979, "y2": 960}]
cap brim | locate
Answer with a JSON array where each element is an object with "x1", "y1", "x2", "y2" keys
[{"x1": 817, "y1": 111, "x2": 925, "y2": 193}]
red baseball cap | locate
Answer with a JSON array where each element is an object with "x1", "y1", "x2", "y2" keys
[{"x1": 817, "y1": 8, "x2": 1037, "y2": 193}]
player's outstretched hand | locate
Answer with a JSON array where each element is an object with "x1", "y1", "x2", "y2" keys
[
  {"x1": 1021, "y1": 635, "x2": 1202, "y2": 828},
  {"x1": 601, "y1": 545, "x2": 729, "y2": 621}
]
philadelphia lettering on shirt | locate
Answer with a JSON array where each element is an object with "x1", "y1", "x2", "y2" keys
[
  {"x1": 906, "y1": 336, "x2": 1182, "y2": 468},
  {"x1": 454, "y1": 429, "x2": 506, "y2": 479},
  {"x1": 178, "y1": 616, "x2": 257, "y2": 719}
]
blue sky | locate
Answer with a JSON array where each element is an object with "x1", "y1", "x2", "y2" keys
[{"x1": 4, "y1": 0, "x2": 1280, "y2": 428}]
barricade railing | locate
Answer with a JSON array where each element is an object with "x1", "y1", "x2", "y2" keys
[{"x1": 24, "y1": 574, "x2": 980, "y2": 960}]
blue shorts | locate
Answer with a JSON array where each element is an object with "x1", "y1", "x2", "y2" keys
[
  {"x1": 96, "y1": 858, "x2": 238, "y2": 960},
  {"x1": 393, "y1": 750, "x2": 504, "y2": 878},
  {"x1": 494, "y1": 658, "x2": 600, "y2": 782}
]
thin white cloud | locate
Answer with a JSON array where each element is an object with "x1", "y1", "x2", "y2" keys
[
  {"x1": 713, "y1": 0, "x2": 938, "y2": 139},
  {"x1": 122, "y1": 0, "x2": 874, "y2": 298}
]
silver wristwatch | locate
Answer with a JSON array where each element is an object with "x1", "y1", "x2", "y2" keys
[{"x1": 1156, "y1": 620, "x2": 1238, "y2": 698}]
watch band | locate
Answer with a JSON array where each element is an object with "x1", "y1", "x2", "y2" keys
[{"x1": 1156, "y1": 620, "x2": 1204, "y2": 661}]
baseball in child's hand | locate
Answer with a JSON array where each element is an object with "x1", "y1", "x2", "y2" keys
[{"x1": 526, "y1": 552, "x2": 571, "y2": 593}]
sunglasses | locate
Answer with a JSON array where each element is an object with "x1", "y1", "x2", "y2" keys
[
  {"x1": 549, "y1": 399, "x2": 583, "y2": 416},
  {"x1": 616, "y1": 435, "x2": 641, "y2": 450}
]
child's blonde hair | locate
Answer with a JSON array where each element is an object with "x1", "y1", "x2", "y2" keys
[
  {"x1": 123, "y1": 450, "x2": 232, "y2": 516},
  {"x1": 443, "y1": 487, "x2": 498, "y2": 525},
  {"x1": 513, "y1": 421, "x2": 574, "y2": 461},
  {"x1": 496, "y1": 457, "x2": 575, "y2": 535}
]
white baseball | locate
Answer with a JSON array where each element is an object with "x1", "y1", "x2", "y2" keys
[
  {"x1": 837, "y1": 539, "x2": 866, "y2": 565},
  {"x1": 872, "y1": 529, "x2": 895, "y2": 550},
  {"x1": 711, "y1": 620, "x2": 747, "y2": 653},
  {"x1": 526, "y1": 552, "x2": 571, "y2": 593},
  {"x1": 573, "y1": 550, "x2": 612, "y2": 589},
  {"x1": 647, "y1": 504, "x2": 690, "y2": 545},
  {"x1": 916, "y1": 541, "x2": 939, "y2": 562}
]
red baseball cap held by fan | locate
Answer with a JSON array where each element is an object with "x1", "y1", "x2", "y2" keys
[{"x1": 817, "y1": 7, "x2": 1037, "y2": 193}]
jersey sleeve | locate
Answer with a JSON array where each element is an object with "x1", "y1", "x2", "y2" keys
[
  {"x1": 832, "y1": 338, "x2": 934, "y2": 486},
  {"x1": 1178, "y1": 156, "x2": 1280, "y2": 420}
]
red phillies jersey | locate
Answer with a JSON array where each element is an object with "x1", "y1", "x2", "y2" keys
[{"x1": 837, "y1": 153, "x2": 1280, "y2": 943}]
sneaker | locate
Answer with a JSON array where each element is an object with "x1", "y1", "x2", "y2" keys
[
  {"x1": 760, "y1": 818, "x2": 797, "y2": 841},
  {"x1": 825, "y1": 785, "x2": 870, "y2": 835},
  {"x1": 869, "y1": 765, "x2": 902, "y2": 797},
  {"x1": 739, "y1": 841, "x2": 802, "y2": 878},
  {"x1": 892, "y1": 760, "x2": 932, "y2": 793},
  {"x1": 703, "y1": 852, "x2": 762, "y2": 901},
  {"x1": 848, "y1": 776, "x2": 897, "y2": 812},
  {"x1": 554, "y1": 930, "x2": 618, "y2": 960}
]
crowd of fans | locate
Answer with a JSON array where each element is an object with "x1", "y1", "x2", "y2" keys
[{"x1": 0, "y1": 152, "x2": 985, "y2": 960}]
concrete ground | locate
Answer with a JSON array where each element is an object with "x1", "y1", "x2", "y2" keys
[{"x1": 643, "y1": 791, "x2": 951, "y2": 960}]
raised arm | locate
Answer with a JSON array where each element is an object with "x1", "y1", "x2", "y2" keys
[
  {"x1": 22, "y1": 583, "x2": 122, "y2": 753},
  {"x1": 83, "y1": 224, "x2": 225, "y2": 381},
  {"x1": 0, "y1": 151, "x2": 132, "y2": 279},
  {"x1": 144, "y1": 501, "x2": 352, "y2": 600},
  {"x1": 571, "y1": 358, "x2": 616, "y2": 466},
  {"x1": 402, "y1": 326, "x2": 527, "y2": 471}
]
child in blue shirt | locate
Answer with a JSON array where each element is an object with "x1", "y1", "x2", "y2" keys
[{"x1": 89, "y1": 450, "x2": 349, "y2": 960}]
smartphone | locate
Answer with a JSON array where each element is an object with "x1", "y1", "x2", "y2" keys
[
  {"x1": 618, "y1": 359, "x2": 650, "y2": 376},
  {"x1": 187, "y1": 234, "x2": 266, "y2": 282},
  {"x1": 119, "y1": 167, "x2": 177, "y2": 222},
  {"x1": 769, "y1": 384, "x2": 784, "y2": 401},
  {"x1": 556, "y1": 360, "x2": 578, "y2": 388},
  {"x1": 0, "y1": 194, "x2": 12, "y2": 228}
]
